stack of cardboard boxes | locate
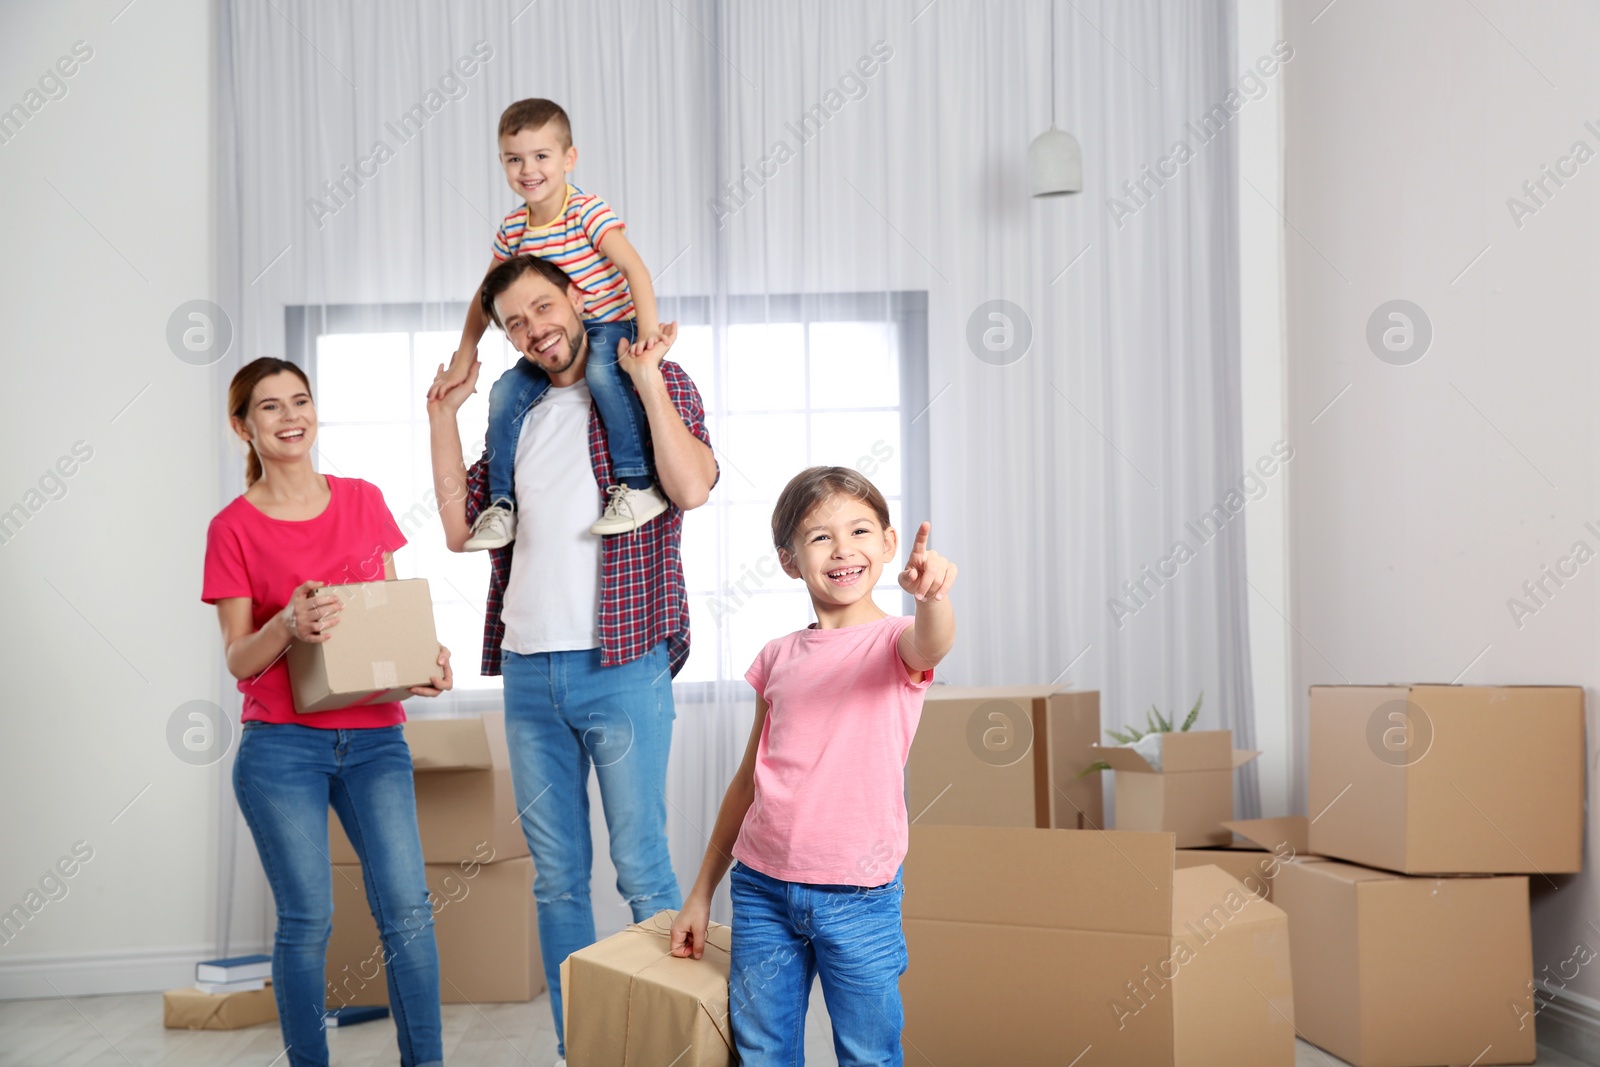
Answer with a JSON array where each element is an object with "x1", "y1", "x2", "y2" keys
[
  {"x1": 901, "y1": 686, "x2": 1298, "y2": 1064},
  {"x1": 324, "y1": 712, "x2": 545, "y2": 1007},
  {"x1": 1273, "y1": 684, "x2": 1585, "y2": 1066},
  {"x1": 560, "y1": 681, "x2": 1586, "y2": 1066}
]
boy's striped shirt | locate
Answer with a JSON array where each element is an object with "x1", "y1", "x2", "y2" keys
[{"x1": 492, "y1": 183, "x2": 635, "y2": 322}]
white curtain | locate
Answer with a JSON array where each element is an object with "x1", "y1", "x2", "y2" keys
[{"x1": 215, "y1": 0, "x2": 1253, "y2": 948}]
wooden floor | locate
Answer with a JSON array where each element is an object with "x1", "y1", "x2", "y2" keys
[{"x1": 0, "y1": 987, "x2": 1590, "y2": 1066}]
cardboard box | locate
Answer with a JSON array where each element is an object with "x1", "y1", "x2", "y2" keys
[
  {"x1": 1174, "y1": 849, "x2": 1276, "y2": 902},
  {"x1": 1274, "y1": 856, "x2": 1535, "y2": 1066},
  {"x1": 328, "y1": 711, "x2": 528, "y2": 865},
  {"x1": 1176, "y1": 816, "x2": 1312, "y2": 903},
  {"x1": 325, "y1": 855, "x2": 542, "y2": 1007},
  {"x1": 288, "y1": 579, "x2": 441, "y2": 713},
  {"x1": 902, "y1": 825, "x2": 1295, "y2": 1066},
  {"x1": 907, "y1": 686, "x2": 1103, "y2": 830},
  {"x1": 1308, "y1": 685, "x2": 1584, "y2": 874},
  {"x1": 561, "y1": 910, "x2": 734, "y2": 1067},
  {"x1": 163, "y1": 981, "x2": 277, "y2": 1030},
  {"x1": 1090, "y1": 731, "x2": 1260, "y2": 847}
]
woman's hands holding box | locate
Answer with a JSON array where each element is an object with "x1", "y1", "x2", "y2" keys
[
  {"x1": 282, "y1": 580, "x2": 343, "y2": 643},
  {"x1": 408, "y1": 646, "x2": 454, "y2": 697}
]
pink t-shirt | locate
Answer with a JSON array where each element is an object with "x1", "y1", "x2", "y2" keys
[
  {"x1": 733, "y1": 614, "x2": 933, "y2": 887},
  {"x1": 201, "y1": 475, "x2": 410, "y2": 728}
]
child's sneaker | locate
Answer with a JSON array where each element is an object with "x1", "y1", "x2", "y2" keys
[
  {"x1": 590, "y1": 484, "x2": 670, "y2": 535},
  {"x1": 464, "y1": 504, "x2": 516, "y2": 551}
]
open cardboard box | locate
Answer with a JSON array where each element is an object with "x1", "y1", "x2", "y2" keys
[
  {"x1": 1090, "y1": 731, "x2": 1260, "y2": 847},
  {"x1": 328, "y1": 711, "x2": 527, "y2": 865},
  {"x1": 1275, "y1": 855, "x2": 1535, "y2": 1066},
  {"x1": 1308, "y1": 685, "x2": 1584, "y2": 874},
  {"x1": 907, "y1": 686, "x2": 1103, "y2": 831},
  {"x1": 902, "y1": 825, "x2": 1295, "y2": 1066},
  {"x1": 326, "y1": 855, "x2": 542, "y2": 1007},
  {"x1": 288, "y1": 578, "x2": 441, "y2": 713},
  {"x1": 1175, "y1": 816, "x2": 1309, "y2": 903},
  {"x1": 561, "y1": 910, "x2": 734, "y2": 1067}
]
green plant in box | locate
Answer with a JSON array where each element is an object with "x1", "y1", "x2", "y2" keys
[{"x1": 1077, "y1": 692, "x2": 1203, "y2": 778}]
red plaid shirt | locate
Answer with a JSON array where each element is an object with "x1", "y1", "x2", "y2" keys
[{"x1": 464, "y1": 359, "x2": 715, "y2": 677}]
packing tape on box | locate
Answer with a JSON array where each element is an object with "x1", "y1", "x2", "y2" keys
[
  {"x1": 372, "y1": 661, "x2": 398, "y2": 689},
  {"x1": 362, "y1": 582, "x2": 389, "y2": 608}
]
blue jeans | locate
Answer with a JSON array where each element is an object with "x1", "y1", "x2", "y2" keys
[
  {"x1": 233, "y1": 722, "x2": 442, "y2": 1067},
  {"x1": 729, "y1": 862, "x2": 908, "y2": 1067},
  {"x1": 486, "y1": 319, "x2": 649, "y2": 507},
  {"x1": 501, "y1": 641, "x2": 682, "y2": 1056}
]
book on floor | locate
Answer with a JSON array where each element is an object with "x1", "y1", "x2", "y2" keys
[
  {"x1": 324, "y1": 1005, "x2": 390, "y2": 1028},
  {"x1": 195, "y1": 954, "x2": 271, "y2": 984},
  {"x1": 193, "y1": 977, "x2": 266, "y2": 996}
]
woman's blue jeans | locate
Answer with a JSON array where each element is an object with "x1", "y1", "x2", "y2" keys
[
  {"x1": 485, "y1": 319, "x2": 649, "y2": 507},
  {"x1": 729, "y1": 862, "x2": 908, "y2": 1067},
  {"x1": 501, "y1": 640, "x2": 682, "y2": 1056},
  {"x1": 233, "y1": 722, "x2": 443, "y2": 1067}
]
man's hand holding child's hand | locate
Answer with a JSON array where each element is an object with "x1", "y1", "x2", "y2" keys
[
  {"x1": 631, "y1": 324, "x2": 668, "y2": 358},
  {"x1": 427, "y1": 349, "x2": 477, "y2": 401}
]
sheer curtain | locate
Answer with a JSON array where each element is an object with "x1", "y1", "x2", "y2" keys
[{"x1": 215, "y1": 0, "x2": 1252, "y2": 948}]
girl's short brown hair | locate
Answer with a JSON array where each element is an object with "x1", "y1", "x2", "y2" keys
[{"x1": 771, "y1": 466, "x2": 892, "y2": 553}]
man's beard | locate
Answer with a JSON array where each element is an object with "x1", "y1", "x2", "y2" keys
[{"x1": 525, "y1": 324, "x2": 582, "y2": 375}]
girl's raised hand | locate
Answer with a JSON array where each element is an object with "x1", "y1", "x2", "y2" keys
[{"x1": 898, "y1": 521, "x2": 956, "y2": 602}]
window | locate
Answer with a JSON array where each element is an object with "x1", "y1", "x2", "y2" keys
[
  {"x1": 288, "y1": 292, "x2": 928, "y2": 705},
  {"x1": 662, "y1": 293, "x2": 929, "y2": 691}
]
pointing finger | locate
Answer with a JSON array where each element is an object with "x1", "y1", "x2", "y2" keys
[{"x1": 911, "y1": 521, "x2": 931, "y2": 557}]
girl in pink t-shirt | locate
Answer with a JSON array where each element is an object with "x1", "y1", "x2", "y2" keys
[
  {"x1": 202, "y1": 358, "x2": 452, "y2": 1067},
  {"x1": 671, "y1": 466, "x2": 958, "y2": 1065}
]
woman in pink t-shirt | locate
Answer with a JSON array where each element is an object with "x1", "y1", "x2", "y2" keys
[
  {"x1": 201, "y1": 358, "x2": 452, "y2": 1067},
  {"x1": 670, "y1": 467, "x2": 958, "y2": 1066}
]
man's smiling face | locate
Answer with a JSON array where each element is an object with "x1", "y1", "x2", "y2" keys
[{"x1": 493, "y1": 270, "x2": 588, "y2": 383}]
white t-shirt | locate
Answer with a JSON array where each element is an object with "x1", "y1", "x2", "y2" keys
[{"x1": 499, "y1": 381, "x2": 602, "y2": 654}]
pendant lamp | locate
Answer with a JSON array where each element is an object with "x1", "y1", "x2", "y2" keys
[{"x1": 1030, "y1": 0, "x2": 1083, "y2": 197}]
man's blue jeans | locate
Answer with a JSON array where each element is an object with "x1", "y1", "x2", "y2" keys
[
  {"x1": 502, "y1": 641, "x2": 682, "y2": 1056},
  {"x1": 485, "y1": 319, "x2": 650, "y2": 507},
  {"x1": 233, "y1": 722, "x2": 443, "y2": 1067},
  {"x1": 729, "y1": 862, "x2": 908, "y2": 1067}
]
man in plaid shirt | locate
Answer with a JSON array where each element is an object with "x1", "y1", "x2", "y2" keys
[{"x1": 427, "y1": 255, "x2": 717, "y2": 1057}]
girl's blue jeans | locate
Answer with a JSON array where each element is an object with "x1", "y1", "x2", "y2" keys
[{"x1": 729, "y1": 861, "x2": 908, "y2": 1066}]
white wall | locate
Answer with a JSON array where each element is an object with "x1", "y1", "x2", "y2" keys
[
  {"x1": 0, "y1": 0, "x2": 221, "y2": 995},
  {"x1": 1282, "y1": 0, "x2": 1600, "y2": 1008}
]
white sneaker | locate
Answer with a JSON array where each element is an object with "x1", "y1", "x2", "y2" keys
[
  {"x1": 553, "y1": 1060, "x2": 566, "y2": 1067},
  {"x1": 464, "y1": 504, "x2": 516, "y2": 551},
  {"x1": 590, "y1": 484, "x2": 670, "y2": 535}
]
